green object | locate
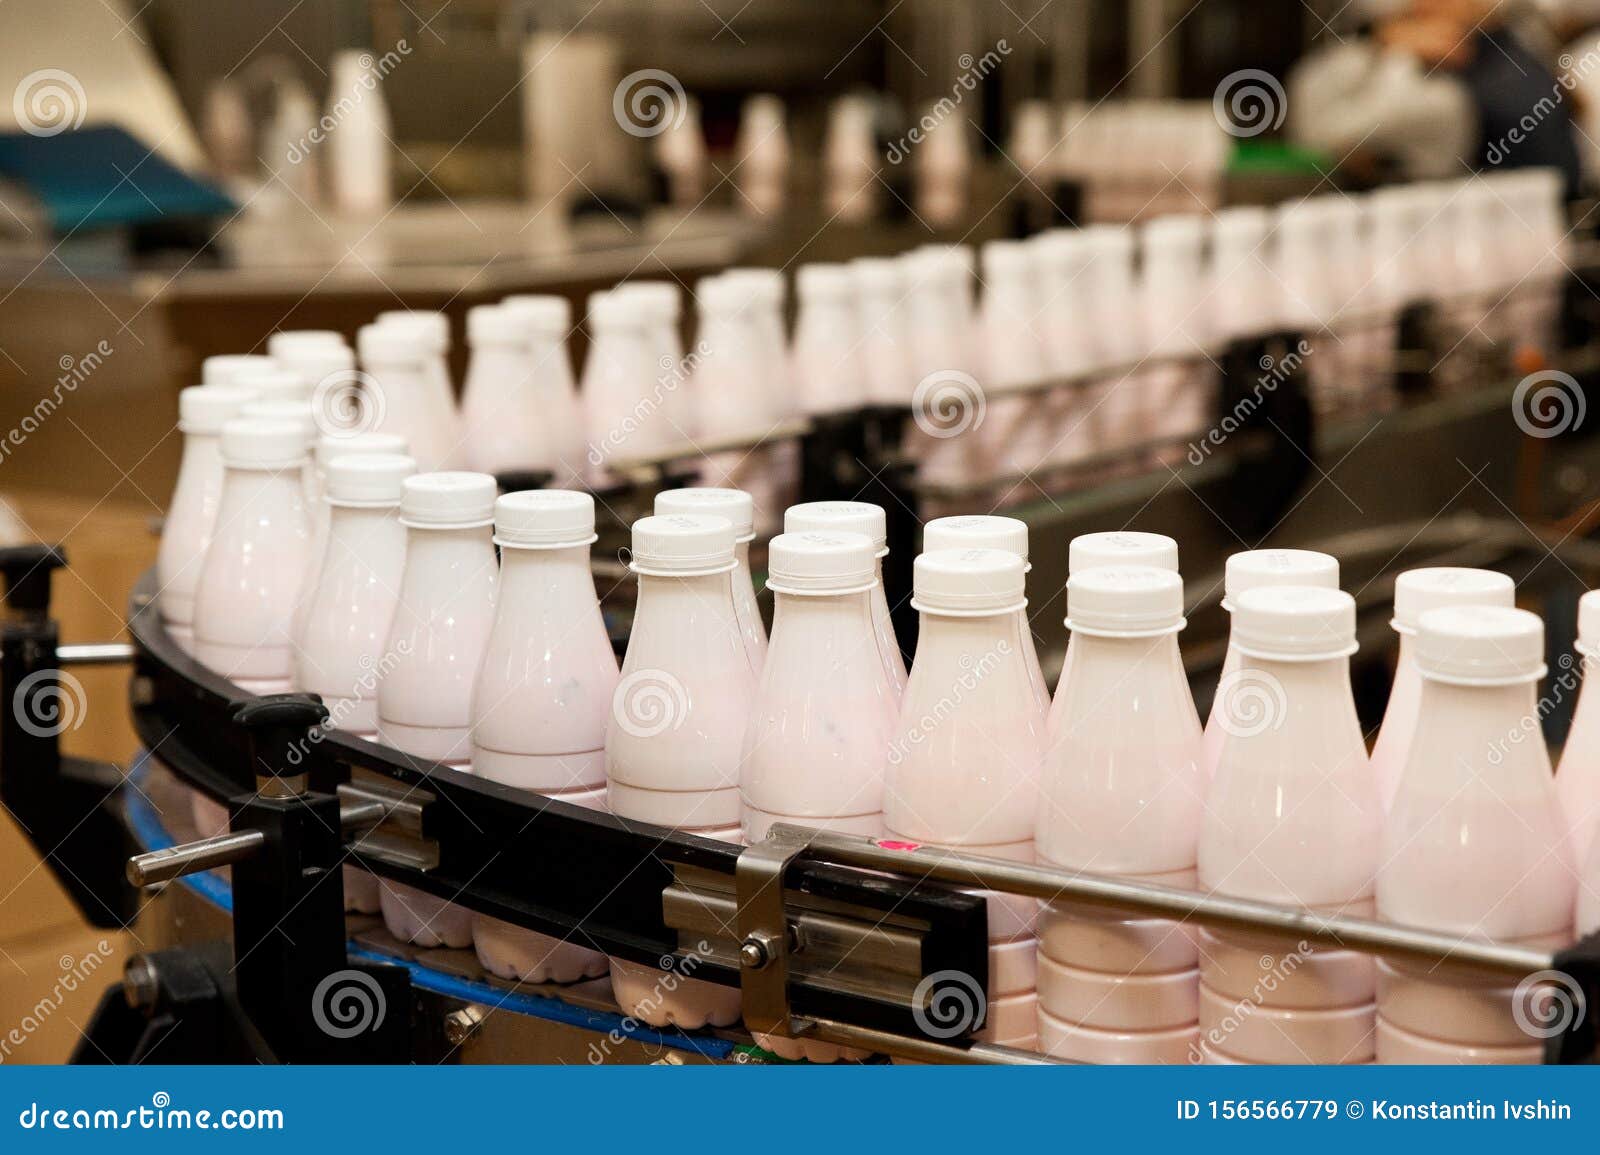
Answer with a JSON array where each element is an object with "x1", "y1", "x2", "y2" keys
[{"x1": 1226, "y1": 139, "x2": 1330, "y2": 176}]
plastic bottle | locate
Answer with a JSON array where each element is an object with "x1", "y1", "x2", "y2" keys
[
  {"x1": 1038, "y1": 565, "x2": 1203, "y2": 1063},
  {"x1": 1370, "y1": 567, "x2": 1516, "y2": 809},
  {"x1": 1558, "y1": 590, "x2": 1600, "y2": 869},
  {"x1": 358, "y1": 323, "x2": 451, "y2": 472},
  {"x1": 231, "y1": 365, "x2": 312, "y2": 403},
  {"x1": 740, "y1": 530, "x2": 894, "y2": 1062},
  {"x1": 615, "y1": 281, "x2": 693, "y2": 443},
  {"x1": 1378, "y1": 605, "x2": 1574, "y2": 1063},
  {"x1": 325, "y1": 49, "x2": 392, "y2": 215},
  {"x1": 823, "y1": 94, "x2": 879, "y2": 222},
  {"x1": 1198, "y1": 587, "x2": 1381, "y2": 1064},
  {"x1": 923, "y1": 515, "x2": 1046, "y2": 711},
  {"x1": 851, "y1": 257, "x2": 910, "y2": 407},
  {"x1": 605, "y1": 514, "x2": 754, "y2": 1028},
  {"x1": 376, "y1": 472, "x2": 499, "y2": 948},
  {"x1": 654, "y1": 488, "x2": 766, "y2": 672},
  {"x1": 373, "y1": 310, "x2": 462, "y2": 469},
  {"x1": 582, "y1": 290, "x2": 665, "y2": 481},
  {"x1": 460, "y1": 304, "x2": 541, "y2": 475},
  {"x1": 792, "y1": 265, "x2": 862, "y2": 416},
  {"x1": 691, "y1": 275, "x2": 776, "y2": 441},
  {"x1": 158, "y1": 385, "x2": 258, "y2": 653},
  {"x1": 784, "y1": 502, "x2": 905, "y2": 699},
  {"x1": 469, "y1": 490, "x2": 615, "y2": 983},
  {"x1": 202, "y1": 354, "x2": 275, "y2": 387},
  {"x1": 1199, "y1": 549, "x2": 1341, "y2": 779},
  {"x1": 499, "y1": 295, "x2": 586, "y2": 488},
  {"x1": 295, "y1": 451, "x2": 415, "y2": 914},
  {"x1": 735, "y1": 95, "x2": 790, "y2": 218},
  {"x1": 884, "y1": 548, "x2": 1044, "y2": 1048}
]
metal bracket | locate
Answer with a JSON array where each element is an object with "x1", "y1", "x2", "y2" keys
[{"x1": 733, "y1": 827, "x2": 809, "y2": 1037}]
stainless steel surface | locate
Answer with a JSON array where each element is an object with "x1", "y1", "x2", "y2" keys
[
  {"x1": 122, "y1": 955, "x2": 160, "y2": 1010},
  {"x1": 55, "y1": 641, "x2": 138, "y2": 666},
  {"x1": 733, "y1": 832, "x2": 806, "y2": 1036},
  {"x1": 127, "y1": 830, "x2": 266, "y2": 887},
  {"x1": 442, "y1": 1005, "x2": 487, "y2": 1047},
  {"x1": 776, "y1": 827, "x2": 1556, "y2": 980},
  {"x1": 338, "y1": 776, "x2": 439, "y2": 871}
]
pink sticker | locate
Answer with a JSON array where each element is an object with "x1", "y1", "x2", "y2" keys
[{"x1": 877, "y1": 839, "x2": 922, "y2": 852}]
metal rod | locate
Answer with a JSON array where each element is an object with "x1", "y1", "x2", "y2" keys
[
  {"x1": 807, "y1": 1019, "x2": 1063, "y2": 1066},
  {"x1": 126, "y1": 830, "x2": 264, "y2": 887},
  {"x1": 777, "y1": 827, "x2": 1554, "y2": 980},
  {"x1": 56, "y1": 642, "x2": 138, "y2": 666}
]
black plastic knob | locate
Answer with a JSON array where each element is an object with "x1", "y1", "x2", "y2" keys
[
  {"x1": 233, "y1": 694, "x2": 329, "y2": 781},
  {"x1": 0, "y1": 544, "x2": 66, "y2": 614}
]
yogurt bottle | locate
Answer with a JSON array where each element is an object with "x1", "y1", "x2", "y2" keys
[
  {"x1": 1038, "y1": 565, "x2": 1203, "y2": 1064},
  {"x1": 884, "y1": 548, "x2": 1044, "y2": 1048},
  {"x1": 158, "y1": 385, "x2": 258, "y2": 653},
  {"x1": 740, "y1": 530, "x2": 894, "y2": 1061},
  {"x1": 1370, "y1": 568, "x2": 1516, "y2": 809},
  {"x1": 1378, "y1": 605, "x2": 1574, "y2": 1064},
  {"x1": 1198, "y1": 587, "x2": 1381, "y2": 1064},
  {"x1": 1557, "y1": 590, "x2": 1600, "y2": 869},
  {"x1": 201, "y1": 354, "x2": 275, "y2": 387},
  {"x1": 460, "y1": 304, "x2": 541, "y2": 476},
  {"x1": 784, "y1": 501, "x2": 905, "y2": 700},
  {"x1": 359, "y1": 323, "x2": 452, "y2": 473},
  {"x1": 295, "y1": 452, "x2": 415, "y2": 913},
  {"x1": 923, "y1": 515, "x2": 1046, "y2": 711},
  {"x1": 582, "y1": 290, "x2": 666, "y2": 481},
  {"x1": 605, "y1": 514, "x2": 756, "y2": 1028},
  {"x1": 500, "y1": 295, "x2": 586, "y2": 488},
  {"x1": 792, "y1": 265, "x2": 863, "y2": 416},
  {"x1": 469, "y1": 490, "x2": 615, "y2": 983},
  {"x1": 654, "y1": 487, "x2": 766, "y2": 673},
  {"x1": 1199, "y1": 549, "x2": 1340, "y2": 778},
  {"x1": 376, "y1": 472, "x2": 499, "y2": 949},
  {"x1": 373, "y1": 310, "x2": 462, "y2": 469}
]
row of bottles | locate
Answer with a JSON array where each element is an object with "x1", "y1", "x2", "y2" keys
[{"x1": 159, "y1": 384, "x2": 1595, "y2": 1062}]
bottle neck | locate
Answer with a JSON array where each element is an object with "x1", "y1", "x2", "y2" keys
[
  {"x1": 1407, "y1": 675, "x2": 1551, "y2": 790},
  {"x1": 771, "y1": 588, "x2": 874, "y2": 636},
  {"x1": 402, "y1": 524, "x2": 495, "y2": 576},
  {"x1": 498, "y1": 543, "x2": 596, "y2": 595},
  {"x1": 1062, "y1": 630, "x2": 1189, "y2": 710}
]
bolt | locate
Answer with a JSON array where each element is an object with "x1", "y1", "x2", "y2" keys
[
  {"x1": 740, "y1": 933, "x2": 782, "y2": 970},
  {"x1": 443, "y1": 1004, "x2": 486, "y2": 1046},
  {"x1": 123, "y1": 955, "x2": 159, "y2": 1011}
]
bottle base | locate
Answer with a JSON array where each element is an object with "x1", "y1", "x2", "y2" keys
[
  {"x1": 1038, "y1": 1005, "x2": 1196, "y2": 1064},
  {"x1": 1198, "y1": 982, "x2": 1374, "y2": 1064},
  {"x1": 609, "y1": 957, "x2": 741, "y2": 1029},
  {"x1": 1374, "y1": 1016, "x2": 1542, "y2": 1064},
  {"x1": 379, "y1": 881, "x2": 474, "y2": 948},
  {"x1": 472, "y1": 914, "x2": 608, "y2": 984},
  {"x1": 752, "y1": 1031, "x2": 870, "y2": 1063},
  {"x1": 344, "y1": 865, "x2": 381, "y2": 914}
]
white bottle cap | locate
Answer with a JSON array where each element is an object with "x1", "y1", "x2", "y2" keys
[
  {"x1": 912, "y1": 548, "x2": 1027, "y2": 617},
  {"x1": 399, "y1": 471, "x2": 497, "y2": 529},
  {"x1": 1416, "y1": 605, "x2": 1546, "y2": 686},
  {"x1": 1144, "y1": 214, "x2": 1205, "y2": 251},
  {"x1": 785, "y1": 501, "x2": 887, "y2": 557},
  {"x1": 617, "y1": 281, "x2": 681, "y2": 321},
  {"x1": 797, "y1": 263, "x2": 854, "y2": 301},
  {"x1": 493, "y1": 489, "x2": 596, "y2": 549},
  {"x1": 315, "y1": 431, "x2": 409, "y2": 469},
  {"x1": 654, "y1": 487, "x2": 755, "y2": 542},
  {"x1": 766, "y1": 531, "x2": 877, "y2": 596},
  {"x1": 588, "y1": 290, "x2": 648, "y2": 328},
  {"x1": 1579, "y1": 590, "x2": 1600, "y2": 659},
  {"x1": 267, "y1": 331, "x2": 345, "y2": 358},
  {"x1": 375, "y1": 310, "x2": 449, "y2": 352},
  {"x1": 980, "y1": 239, "x2": 1033, "y2": 279},
  {"x1": 467, "y1": 304, "x2": 525, "y2": 346},
  {"x1": 1223, "y1": 549, "x2": 1340, "y2": 612},
  {"x1": 241, "y1": 400, "x2": 316, "y2": 446},
  {"x1": 629, "y1": 514, "x2": 737, "y2": 577},
  {"x1": 1391, "y1": 567, "x2": 1516, "y2": 635},
  {"x1": 501, "y1": 295, "x2": 570, "y2": 333},
  {"x1": 220, "y1": 418, "x2": 309, "y2": 470},
  {"x1": 324, "y1": 453, "x2": 416, "y2": 507},
  {"x1": 179, "y1": 385, "x2": 258, "y2": 434},
  {"x1": 357, "y1": 323, "x2": 430, "y2": 365},
  {"x1": 202, "y1": 354, "x2": 275, "y2": 387},
  {"x1": 1068, "y1": 531, "x2": 1178, "y2": 575},
  {"x1": 1066, "y1": 565, "x2": 1185, "y2": 638},
  {"x1": 695, "y1": 275, "x2": 750, "y2": 313},
  {"x1": 721, "y1": 267, "x2": 784, "y2": 305},
  {"x1": 231, "y1": 366, "x2": 312, "y2": 401},
  {"x1": 1230, "y1": 586, "x2": 1358, "y2": 663},
  {"x1": 924, "y1": 515, "x2": 1030, "y2": 570}
]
